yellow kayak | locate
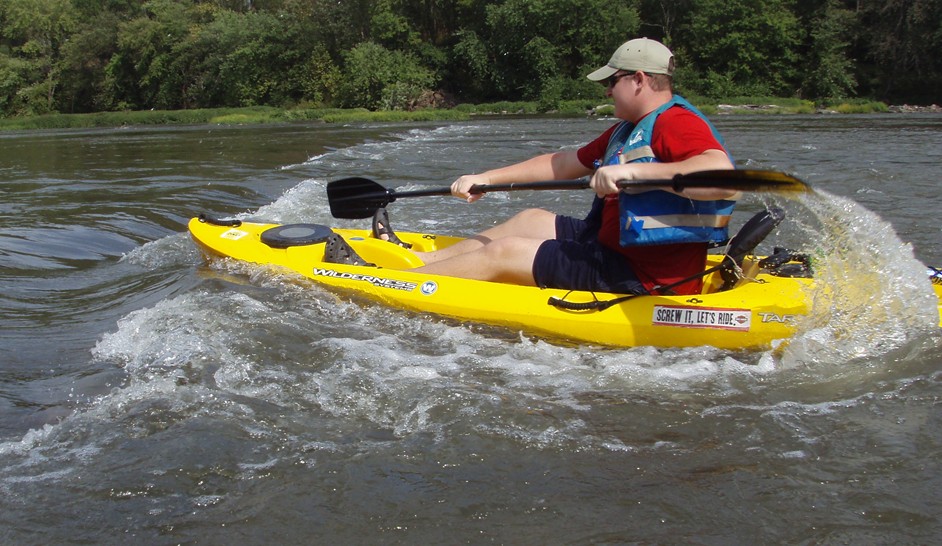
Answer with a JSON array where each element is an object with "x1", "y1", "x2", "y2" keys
[{"x1": 187, "y1": 212, "x2": 942, "y2": 350}]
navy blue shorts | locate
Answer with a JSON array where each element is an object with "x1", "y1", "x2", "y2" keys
[{"x1": 532, "y1": 215, "x2": 644, "y2": 294}]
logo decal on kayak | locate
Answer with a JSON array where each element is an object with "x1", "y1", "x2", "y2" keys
[
  {"x1": 311, "y1": 268, "x2": 417, "y2": 292},
  {"x1": 758, "y1": 312, "x2": 798, "y2": 324},
  {"x1": 652, "y1": 305, "x2": 751, "y2": 331},
  {"x1": 221, "y1": 228, "x2": 248, "y2": 240},
  {"x1": 420, "y1": 281, "x2": 438, "y2": 296}
]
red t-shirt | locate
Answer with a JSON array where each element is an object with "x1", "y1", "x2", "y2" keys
[{"x1": 575, "y1": 106, "x2": 727, "y2": 294}]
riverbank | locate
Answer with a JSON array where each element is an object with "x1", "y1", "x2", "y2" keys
[{"x1": 0, "y1": 98, "x2": 908, "y2": 132}]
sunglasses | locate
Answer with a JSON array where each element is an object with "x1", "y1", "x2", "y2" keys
[{"x1": 605, "y1": 72, "x2": 636, "y2": 88}]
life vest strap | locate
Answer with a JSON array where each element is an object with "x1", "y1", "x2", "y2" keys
[{"x1": 628, "y1": 213, "x2": 732, "y2": 230}]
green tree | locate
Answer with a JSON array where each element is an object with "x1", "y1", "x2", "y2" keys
[
  {"x1": 0, "y1": 0, "x2": 78, "y2": 114},
  {"x1": 0, "y1": 53, "x2": 28, "y2": 115},
  {"x1": 55, "y1": 12, "x2": 122, "y2": 112},
  {"x1": 390, "y1": 0, "x2": 470, "y2": 45},
  {"x1": 336, "y1": 41, "x2": 435, "y2": 110},
  {"x1": 307, "y1": 0, "x2": 375, "y2": 54},
  {"x1": 800, "y1": 0, "x2": 856, "y2": 100},
  {"x1": 682, "y1": 0, "x2": 802, "y2": 97},
  {"x1": 459, "y1": 0, "x2": 639, "y2": 102},
  {"x1": 188, "y1": 10, "x2": 305, "y2": 107},
  {"x1": 857, "y1": 0, "x2": 942, "y2": 103},
  {"x1": 370, "y1": 0, "x2": 413, "y2": 49},
  {"x1": 450, "y1": 29, "x2": 494, "y2": 101},
  {"x1": 104, "y1": 0, "x2": 195, "y2": 109},
  {"x1": 638, "y1": 0, "x2": 694, "y2": 45}
]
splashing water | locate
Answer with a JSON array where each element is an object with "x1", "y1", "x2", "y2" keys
[{"x1": 773, "y1": 189, "x2": 939, "y2": 368}]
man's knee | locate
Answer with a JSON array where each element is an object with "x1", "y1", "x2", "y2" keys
[
  {"x1": 482, "y1": 236, "x2": 521, "y2": 260},
  {"x1": 484, "y1": 236, "x2": 542, "y2": 263},
  {"x1": 505, "y1": 208, "x2": 556, "y2": 236},
  {"x1": 513, "y1": 208, "x2": 552, "y2": 222},
  {"x1": 480, "y1": 236, "x2": 540, "y2": 284}
]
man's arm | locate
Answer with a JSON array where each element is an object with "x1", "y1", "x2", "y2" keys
[
  {"x1": 452, "y1": 150, "x2": 594, "y2": 202},
  {"x1": 589, "y1": 149, "x2": 737, "y2": 200}
]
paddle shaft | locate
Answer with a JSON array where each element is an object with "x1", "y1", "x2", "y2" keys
[
  {"x1": 326, "y1": 169, "x2": 809, "y2": 219},
  {"x1": 387, "y1": 171, "x2": 808, "y2": 201},
  {"x1": 390, "y1": 179, "x2": 590, "y2": 200}
]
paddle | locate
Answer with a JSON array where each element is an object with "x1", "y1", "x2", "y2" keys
[{"x1": 326, "y1": 169, "x2": 809, "y2": 219}]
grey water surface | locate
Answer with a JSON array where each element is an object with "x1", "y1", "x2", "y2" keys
[{"x1": 1, "y1": 114, "x2": 941, "y2": 543}]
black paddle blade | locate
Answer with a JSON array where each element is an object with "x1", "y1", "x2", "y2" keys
[{"x1": 327, "y1": 177, "x2": 394, "y2": 219}]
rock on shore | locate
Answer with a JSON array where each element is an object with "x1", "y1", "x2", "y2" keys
[{"x1": 889, "y1": 104, "x2": 942, "y2": 113}]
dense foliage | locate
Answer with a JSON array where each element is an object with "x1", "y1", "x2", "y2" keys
[{"x1": 0, "y1": 0, "x2": 939, "y2": 117}]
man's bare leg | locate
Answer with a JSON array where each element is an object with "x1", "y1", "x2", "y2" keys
[
  {"x1": 417, "y1": 208, "x2": 557, "y2": 265},
  {"x1": 412, "y1": 235, "x2": 545, "y2": 285}
]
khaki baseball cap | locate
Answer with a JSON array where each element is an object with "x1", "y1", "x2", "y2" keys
[{"x1": 587, "y1": 38, "x2": 675, "y2": 80}]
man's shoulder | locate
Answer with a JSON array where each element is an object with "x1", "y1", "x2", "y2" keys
[
  {"x1": 654, "y1": 103, "x2": 711, "y2": 131},
  {"x1": 661, "y1": 102, "x2": 702, "y2": 119}
]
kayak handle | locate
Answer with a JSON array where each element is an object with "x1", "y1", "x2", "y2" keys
[
  {"x1": 199, "y1": 213, "x2": 242, "y2": 227},
  {"x1": 548, "y1": 296, "x2": 630, "y2": 311}
]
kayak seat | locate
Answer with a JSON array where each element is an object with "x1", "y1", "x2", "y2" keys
[
  {"x1": 347, "y1": 236, "x2": 426, "y2": 268},
  {"x1": 261, "y1": 224, "x2": 333, "y2": 249},
  {"x1": 719, "y1": 207, "x2": 786, "y2": 290}
]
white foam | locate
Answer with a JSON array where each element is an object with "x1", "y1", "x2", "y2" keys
[{"x1": 121, "y1": 231, "x2": 199, "y2": 268}]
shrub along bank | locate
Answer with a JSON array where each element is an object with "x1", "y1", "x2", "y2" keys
[{"x1": 0, "y1": 99, "x2": 893, "y2": 132}]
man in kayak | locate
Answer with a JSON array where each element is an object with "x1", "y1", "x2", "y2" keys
[{"x1": 397, "y1": 38, "x2": 735, "y2": 295}]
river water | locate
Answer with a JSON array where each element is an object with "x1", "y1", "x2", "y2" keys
[{"x1": 2, "y1": 114, "x2": 941, "y2": 543}]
